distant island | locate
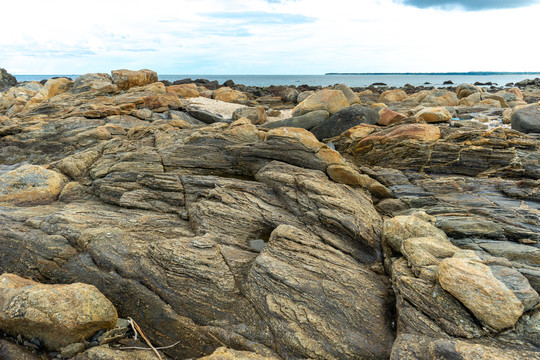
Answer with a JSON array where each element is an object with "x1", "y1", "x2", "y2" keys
[{"x1": 325, "y1": 71, "x2": 540, "y2": 75}]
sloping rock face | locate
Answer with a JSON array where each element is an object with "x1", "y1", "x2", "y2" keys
[
  {"x1": 0, "y1": 74, "x2": 395, "y2": 359},
  {"x1": 1, "y1": 71, "x2": 540, "y2": 359},
  {"x1": 0, "y1": 68, "x2": 17, "y2": 90}
]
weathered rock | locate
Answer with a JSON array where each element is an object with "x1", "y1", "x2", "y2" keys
[
  {"x1": 334, "y1": 83, "x2": 360, "y2": 105},
  {"x1": 0, "y1": 164, "x2": 68, "y2": 205},
  {"x1": 378, "y1": 108, "x2": 407, "y2": 126},
  {"x1": 197, "y1": 347, "x2": 279, "y2": 360},
  {"x1": 262, "y1": 110, "x2": 329, "y2": 130},
  {"x1": 23, "y1": 77, "x2": 74, "y2": 111},
  {"x1": 213, "y1": 87, "x2": 248, "y2": 103},
  {"x1": 414, "y1": 106, "x2": 452, "y2": 122},
  {"x1": 166, "y1": 83, "x2": 200, "y2": 98},
  {"x1": 0, "y1": 339, "x2": 41, "y2": 360},
  {"x1": 232, "y1": 106, "x2": 267, "y2": 125},
  {"x1": 111, "y1": 69, "x2": 158, "y2": 90},
  {"x1": 0, "y1": 273, "x2": 117, "y2": 350},
  {"x1": 292, "y1": 89, "x2": 349, "y2": 117},
  {"x1": 421, "y1": 89, "x2": 459, "y2": 106},
  {"x1": 383, "y1": 214, "x2": 448, "y2": 254},
  {"x1": 379, "y1": 89, "x2": 407, "y2": 103},
  {"x1": 310, "y1": 105, "x2": 379, "y2": 140},
  {"x1": 72, "y1": 73, "x2": 117, "y2": 93},
  {"x1": 73, "y1": 345, "x2": 168, "y2": 360},
  {"x1": 0, "y1": 68, "x2": 17, "y2": 90},
  {"x1": 437, "y1": 252, "x2": 539, "y2": 330},
  {"x1": 512, "y1": 104, "x2": 540, "y2": 133},
  {"x1": 296, "y1": 90, "x2": 314, "y2": 103},
  {"x1": 456, "y1": 83, "x2": 482, "y2": 99}
]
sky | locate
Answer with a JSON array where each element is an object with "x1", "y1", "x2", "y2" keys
[{"x1": 1, "y1": 0, "x2": 540, "y2": 75}]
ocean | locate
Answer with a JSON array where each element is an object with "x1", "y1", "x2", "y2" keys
[{"x1": 12, "y1": 73, "x2": 540, "y2": 88}]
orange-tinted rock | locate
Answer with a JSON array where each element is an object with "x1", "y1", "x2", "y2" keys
[
  {"x1": 111, "y1": 69, "x2": 158, "y2": 90},
  {"x1": 292, "y1": 89, "x2": 349, "y2": 116},
  {"x1": 414, "y1": 107, "x2": 452, "y2": 123},
  {"x1": 167, "y1": 84, "x2": 200, "y2": 98},
  {"x1": 378, "y1": 108, "x2": 407, "y2": 126},
  {"x1": 0, "y1": 164, "x2": 68, "y2": 205},
  {"x1": 379, "y1": 89, "x2": 407, "y2": 103},
  {"x1": 356, "y1": 123, "x2": 441, "y2": 149},
  {"x1": 213, "y1": 87, "x2": 248, "y2": 103}
]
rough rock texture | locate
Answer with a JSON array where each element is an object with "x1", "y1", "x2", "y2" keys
[
  {"x1": 262, "y1": 110, "x2": 329, "y2": 130},
  {"x1": 310, "y1": 105, "x2": 379, "y2": 140},
  {"x1": 0, "y1": 273, "x2": 117, "y2": 350},
  {"x1": 2, "y1": 71, "x2": 540, "y2": 359},
  {"x1": 232, "y1": 105, "x2": 267, "y2": 124},
  {"x1": 0, "y1": 68, "x2": 17, "y2": 90},
  {"x1": 292, "y1": 89, "x2": 348, "y2": 116},
  {"x1": 111, "y1": 69, "x2": 158, "y2": 91},
  {"x1": 512, "y1": 104, "x2": 540, "y2": 133},
  {"x1": 0, "y1": 164, "x2": 68, "y2": 205}
]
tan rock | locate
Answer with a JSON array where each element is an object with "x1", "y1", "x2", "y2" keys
[
  {"x1": 459, "y1": 92, "x2": 482, "y2": 106},
  {"x1": 422, "y1": 90, "x2": 459, "y2": 106},
  {"x1": 266, "y1": 127, "x2": 323, "y2": 153},
  {"x1": 378, "y1": 107, "x2": 407, "y2": 126},
  {"x1": 478, "y1": 99, "x2": 502, "y2": 107},
  {"x1": 316, "y1": 146, "x2": 344, "y2": 166},
  {"x1": 401, "y1": 236, "x2": 460, "y2": 281},
  {"x1": 292, "y1": 89, "x2": 349, "y2": 116},
  {"x1": 334, "y1": 83, "x2": 360, "y2": 105},
  {"x1": 213, "y1": 87, "x2": 248, "y2": 103},
  {"x1": 502, "y1": 108, "x2": 513, "y2": 124},
  {"x1": 0, "y1": 164, "x2": 68, "y2": 205},
  {"x1": 379, "y1": 89, "x2": 407, "y2": 103},
  {"x1": 370, "y1": 102, "x2": 387, "y2": 110},
  {"x1": 507, "y1": 87, "x2": 523, "y2": 100},
  {"x1": 232, "y1": 106, "x2": 267, "y2": 125},
  {"x1": 414, "y1": 106, "x2": 452, "y2": 123},
  {"x1": 356, "y1": 124, "x2": 441, "y2": 151},
  {"x1": 111, "y1": 69, "x2": 158, "y2": 90},
  {"x1": 383, "y1": 215, "x2": 448, "y2": 253},
  {"x1": 0, "y1": 273, "x2": 117, "y2": 350},
  {"x1": 167, "y1": 84, "x2": 200, "y2": 98},
  {"x1": 437, "y1": 256, "x2": 524, "y2": 330},
  {"x1": 197, "y1": 347, "x2": 279, "y2": 360},
  {"x1": 327, "y1": 164, "x2": 392, "y2": 198},
  {"x1": 456, "y1": 83, "x2": 482, "y2": 99},
  {"x1": 73, "y1": 346, "x2": 166, "y2": 360}
]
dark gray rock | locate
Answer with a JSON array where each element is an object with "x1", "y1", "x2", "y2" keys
[
  {"x1": 186, "y1": 107, "x2": 225, "y2": 124},
  {"x1": 512, "y1": 105, "x2": 540, "y2": 134},
  {"x1": 262, "y1": 110, "x2": 329, "y2": 130},
  {"x1": 0, "y1": 68, "x2": 17, "y2": 90},
  {"x1": 310, "y1": 105, "x2": 379, "y2": 140}
]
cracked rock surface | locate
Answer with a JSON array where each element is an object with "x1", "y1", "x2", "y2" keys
[{"x1": 1, "y1": 71, "x2": 539, "y2": 359}]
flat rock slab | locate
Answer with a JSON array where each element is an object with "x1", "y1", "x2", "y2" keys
[{"x1": 0, "y1": 273, "x2": 117, "y2": 350}]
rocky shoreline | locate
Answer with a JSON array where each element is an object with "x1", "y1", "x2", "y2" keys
[{"x1": 0, "y1": 68, "x2": 539, "y2": 359}]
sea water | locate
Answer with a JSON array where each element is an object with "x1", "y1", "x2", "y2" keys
[{"x1": 12, "y1": 73, "x2": 540, "y2": 88}]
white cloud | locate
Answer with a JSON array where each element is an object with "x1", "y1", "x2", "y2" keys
[{"x1": 1, "y1": 0, "x2": 539, "y2": 74}]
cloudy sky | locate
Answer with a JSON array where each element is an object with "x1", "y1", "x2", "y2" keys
[{"x1": 1, "y1": 0, "x2": 539, "y2": 75}]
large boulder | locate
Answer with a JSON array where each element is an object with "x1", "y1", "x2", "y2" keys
[
  {"x1": 438, "y1": 252, "x2": 539, "y2": 330},
  {"x1": 262, "y1": 110, "x2": 330, "y2": 130},
  {"x1": 310, "y1": 105, "x2": 379, "y2": 140},
  {"x1": 72, "y1": 73, "x2": 117, "y2": 93},
  {"x1": 378, "y1": 107, "x2": 407, "y2": 126},
  {"x1": 213, "y1": 87, "x2": 248, "y2": 103},
  {"x1": 232, "y1": 106, "x2": 267, "y2": 125},
  {"x1": 511, "y1": 105, "x2": 540, "y2": 134},
  {"x1": 0, "y1": 273, "x2": 117, "y2": 350},
  {"x1": 292, "y1": 89, "x2": 349, "y2": 117},
  {"x1": 333, "y1": 83, "x2": 360, "y2": 105},
  {"x1": 111, "y1": 69, "x2": 158, "y2": 90},
  {"x1": 0, "y1": 164, "x2": 68, "y2": 205},
  {"x1": 23, "y1": 77, "x2": 73, "y2": 111},
  {"x1": 414, "y1": 106, "x2": 452, "y2": 123},
  {"x1": 456, "y1": 83, "x2": 482, "y2": 99},
  {"x1": 379, "y1": 89, "x2": 407, "y2": 103},
  {"x1": 0, "y1": 68, "x2": 17, "y2": 90},
  {"x1": 166, "y1": 83, "x2": 200, "y2": 98}
]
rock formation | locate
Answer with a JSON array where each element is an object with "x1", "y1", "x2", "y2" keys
[{"x1": 0, "y1": 69, "x2": 539, "y2": 359}]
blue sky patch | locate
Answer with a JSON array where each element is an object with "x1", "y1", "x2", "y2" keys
[
  {"x1": 400, "y1": 0, "x2": 540, "y2": 11},
  {"x1": 203, "y1": 11, "x2": 316, "y2": 25}
]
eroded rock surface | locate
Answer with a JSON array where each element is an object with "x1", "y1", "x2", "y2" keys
[{"x1": 1, "y1": 72, "x2": 540, "y2": 359}]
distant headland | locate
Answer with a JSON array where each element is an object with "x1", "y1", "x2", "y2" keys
[{"x1": 325, "y1": 71, "x2": 540, "y2": 75}]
